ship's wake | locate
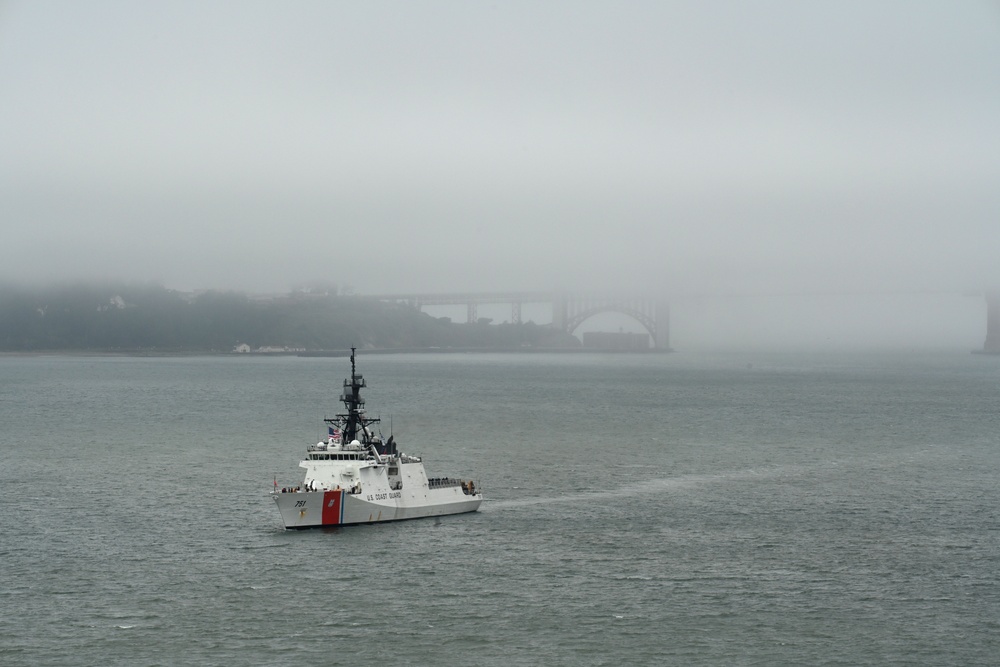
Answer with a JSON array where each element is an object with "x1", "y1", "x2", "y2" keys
[
  {"x1": 484, "y1": 464, "x2": 807, "y2": 510},
  {"x1": 486, "y1": 448, "x2": 934, "y2": 511}
]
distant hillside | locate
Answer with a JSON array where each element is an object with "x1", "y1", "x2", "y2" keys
[{"x1": 0, "y1": 282, "x2": 577, "y2": 352}]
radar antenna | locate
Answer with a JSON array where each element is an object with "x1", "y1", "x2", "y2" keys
[{"x1": 325, "y1": 347, "x2": 381, "y2": 446}]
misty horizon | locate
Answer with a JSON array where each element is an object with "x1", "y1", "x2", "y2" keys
[
  {"x1": 2, "y1": 1, "x2": 999, "y2": 325},
  {"x1": 0, "y1": 278, "x2": 990, "y2": 352}
]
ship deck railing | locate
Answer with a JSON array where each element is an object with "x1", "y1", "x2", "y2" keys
[
  {"x1": 427, "y1": 477, "x2": 463, "y2": 489},
  {"x1": 276, "y1": 486, "x2": 363, "y2": 494}
]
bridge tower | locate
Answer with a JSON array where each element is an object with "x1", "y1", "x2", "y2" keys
[
  {"x1": 655, "y1": 300, "x2": 670, "y2": 350},
  {"x1": 552, "y1": 294, "x2": 568, "y2": 332},
  {"x1": 985, "y1": 293, "x2": 1000, "y2": 353}
]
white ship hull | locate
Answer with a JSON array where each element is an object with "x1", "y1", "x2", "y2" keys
[{"x1": 272, "y1": 486, "x2": 482, "y2": 529}]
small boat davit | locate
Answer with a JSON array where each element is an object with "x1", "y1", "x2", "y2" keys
[{"x1": 271, "y1": 348, "x2": 483, "y2": 529}]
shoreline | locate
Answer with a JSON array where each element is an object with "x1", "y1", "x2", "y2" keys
[{"x1": 1, "y1": 346, "x2": 672, "y2": 358}]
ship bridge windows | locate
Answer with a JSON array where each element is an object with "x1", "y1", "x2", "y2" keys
[{"x1": 308, "y1": 453, "x2": 362, "y2": 461}]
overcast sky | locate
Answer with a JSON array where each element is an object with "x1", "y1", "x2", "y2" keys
[{"x1": 2, "y1": 1, "x2": 999, "y2": 300}]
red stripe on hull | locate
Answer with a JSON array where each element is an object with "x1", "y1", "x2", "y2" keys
[{"x1": 321, "y1": 490, "x2": 343, "y2": 525}]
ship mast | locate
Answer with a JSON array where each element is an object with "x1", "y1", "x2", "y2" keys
[{"x1": 326, "y1": 347, "x2": 380, "y2": 445}]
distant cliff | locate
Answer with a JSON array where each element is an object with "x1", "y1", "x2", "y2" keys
[{"x1": 0, "y1": 282, "x2": 576, "y2": 352}]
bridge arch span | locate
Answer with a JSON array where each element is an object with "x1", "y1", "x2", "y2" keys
[
  {"x1": 564, "y1": 305, "x2": 657, "y2": 345},
  {"x1": 371, "y1": 291, "x2": 670, "y2": 350},
  {"x1": 555, "y1": 295, "x2": 669, "y2": 350}
]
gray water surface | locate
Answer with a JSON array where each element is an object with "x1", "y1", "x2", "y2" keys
[{"x1": 2, "y1": 351, "x2": 998, "y2": 665}]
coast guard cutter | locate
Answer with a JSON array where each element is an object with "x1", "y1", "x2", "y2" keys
[{"x1": 272, "y1": 349, "x2": 483, "y2": 529}]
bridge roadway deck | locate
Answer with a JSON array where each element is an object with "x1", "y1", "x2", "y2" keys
[{"x1": 371, "y1": 292, "x2": 555, "y2": 306}]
